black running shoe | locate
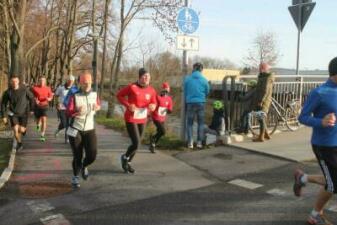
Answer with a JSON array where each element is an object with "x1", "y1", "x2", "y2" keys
[
  {"x1": 16, "y1": 142, "x2": 23, "y2": 151},
  {"x1": 128, "y1": 163, "x2": 135, "y2": 174},
  {"x1": 149, "y1": 135, "x2": 156, "y2": 153},
  {"x1": 82, "y1": 167, "x2": 89, "y2": 180},
  {"x1": 121, "y1": 154, "x2": 129, "y2": 173}
]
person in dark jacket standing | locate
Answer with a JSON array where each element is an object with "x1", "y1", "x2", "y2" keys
[
  {"x1": 292, "y1": 57, "x2": 337, "y2": 225},
  {"x1": 251, "y1": 63, "x2": 274, "y2": 142},
  {"x1": 184, "y1": 62, "x2": 210, "y2": 149},
  {"x1": 0, "y1": 75, "x2": 35, "y2": 151},
  {"x1": 237, "y1": 80, "x2": 257, "y2": 134}
]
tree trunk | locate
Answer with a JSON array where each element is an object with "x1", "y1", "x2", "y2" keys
[
  {"x1": 99, "y1": 0, "x2": 110, "y2": 97},
  {"x1": 106, "y1": 0, "x2": 125, "y2": 118}
]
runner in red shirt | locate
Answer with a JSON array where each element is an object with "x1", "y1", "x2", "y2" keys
[
  {"x1": 31, "y1": 76, "x2": 54, "y2": 141},
  {"x1": 117, "y1": 68, "x2": 157, "y2": 173},
  {"x1": 149, "y1": 82, "x2": 173, "y2": 153}
]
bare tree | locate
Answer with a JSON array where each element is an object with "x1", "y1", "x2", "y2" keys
[
  {"x1": 106, "y1": 0, "x2": 183, "y2": 118},
  {"x1": 192, "y1": 56, "x2": 237, "y2": 70},
  {"x1": 244, "y1": 31, "x2": 280, "y2": 69},
  {"x1": 2, "y1": 0, "x2": 28, "y2": 78},
  {"x1": 99, "y1": 0, "x2": 111, "y2": 97}
]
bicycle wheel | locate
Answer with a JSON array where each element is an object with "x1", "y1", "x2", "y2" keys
[
  {"x1": 248, "y1": 108, "x2": 278, "y2": 136},
  {"x1": 248, "y1": 112, "x2": 259, "y2": 136},
  {"x1": 266, "y1": 106, "x2": 279, "y2": 135},
  {"x1": 285, "y1": 102, "x2": 301, "y2": 131}
]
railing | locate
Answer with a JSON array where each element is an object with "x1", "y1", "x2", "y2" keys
[{"x1": 218, "y1": 75, "x2": 326, "y2": 132}]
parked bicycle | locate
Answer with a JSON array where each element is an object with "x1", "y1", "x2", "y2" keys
[{"x1": 249, "y1": 92, "x2": 302, "y2": 136}]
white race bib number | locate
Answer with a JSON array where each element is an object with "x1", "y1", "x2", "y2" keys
[
  {"x1": 66, "y1": 127, "x2": 78, "y2": 137},
  {"x1": 158, "y1": 107, "x2": 167, "y2": 116},
  {"x1": 133, "y1": 108, "x2": 147, "y2": 119}
]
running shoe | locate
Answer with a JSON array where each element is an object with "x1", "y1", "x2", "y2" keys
[
  {"x1": 16, "y1": 142, "x2": 23, "y2": 151},
  {"x1": 71, "y1": 176, "x2": 80, "y2": 188},
  {"x1": 40, "y1": 135, "x2": 46, "y2": 142},
  {"x1": 293, "y1": 169, "x2": 305, "y2": 197},
  {"x1": 307, "y1": 213, "x2": 332, "y2": 225},
  {"x1": 149, "y1": 135, "x2": 156, "y2": 153},
  {"x1": 121, "y1": 154, "x2": 129, "y2": 173},
  {"x1": 128, "y1": 163, "x2": 135, "y2": 174},
  {"x1": 54, "y1": 129, "x2": 60, "y2": 138},
  {"x1": 196, "y1": 141, "x2": 203, "y2": 149},
  {"x1": 81, "y1": 167, "x2": 89, "y2": 180}
]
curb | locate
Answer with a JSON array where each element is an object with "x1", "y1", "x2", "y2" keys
[
  {"x1": 0, "y1": 146, "x2": 16, "y2": 190},
  {"x1": 226, "y1": 143, "x2": 298, "y2": 163}
]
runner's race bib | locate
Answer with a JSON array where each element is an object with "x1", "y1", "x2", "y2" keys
[
  {"x1": 158, "y1": 107, "x2": 167, "y2": 116},
  {"x1": 66, "y1": 127, "x2": 78, "y2": 137},
  {"x1": 133, "y1": 108, "x2": 147, "y2": 119}
]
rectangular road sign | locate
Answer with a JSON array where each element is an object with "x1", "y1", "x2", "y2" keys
[{"x1": 176, "y1": 35, "x2": 199, "y2": 51}]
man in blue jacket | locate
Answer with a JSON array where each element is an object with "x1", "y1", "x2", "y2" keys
[
  {"x1": 184, "y1": 62, "x2": 210, "y2": 149},
  {"x1": 293, "y1": 57, "x2": 337, "y2": 225}
]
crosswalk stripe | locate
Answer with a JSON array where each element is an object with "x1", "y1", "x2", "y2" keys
[
  {"x1": 27, "y1": 200, "x2": 55, "y2": 214},
  {"x1": 266, "y1": 188, "x2": 288, "y2": 196},
  {"x1": 228, "y1": 179, "x2": 263, "y2": 190},
  {"x1": 40, "y1": 214, "x2": 71, "y2": 225}
]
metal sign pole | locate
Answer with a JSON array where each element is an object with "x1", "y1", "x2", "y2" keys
[
  {"x1": 180, "y1": 0, "x2": 189, "y2": 142},
  {"x1": 295, "y1": 3, "x2": 302, "y2": 76}
]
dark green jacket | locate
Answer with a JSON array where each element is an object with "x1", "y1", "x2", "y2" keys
[{"x1": 252, "y1": 72, "x2": 274, "y2": 113}]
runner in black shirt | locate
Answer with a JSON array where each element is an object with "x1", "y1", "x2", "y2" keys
[{"x1": 0, "y1": 76, "x2": 35, "y2": 151}]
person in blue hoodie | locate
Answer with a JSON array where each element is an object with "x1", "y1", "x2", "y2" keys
[
  {"x1": 184, "y1": 62, "x2": 210, "y2": 149},
  {"x1": 293, "y1": 57, "x2": 337, "y2": 225}
]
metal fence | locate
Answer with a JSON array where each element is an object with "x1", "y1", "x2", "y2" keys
[{"x1": 217, "y1": 75, "x2": 327, "y2": 132}]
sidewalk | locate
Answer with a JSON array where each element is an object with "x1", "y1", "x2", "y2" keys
[
  {"x1": 167, "y1": 113, "x2": 315, "y2": 162},
  {"x1": 229, "y1": 127, "x2": 315, "y2": 162}
]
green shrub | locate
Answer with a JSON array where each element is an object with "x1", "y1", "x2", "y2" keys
[{"x1": 96, "y1": 114, "x2": 185, "y2": 151}]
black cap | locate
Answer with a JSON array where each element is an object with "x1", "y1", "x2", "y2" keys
[
  {"x1": 193, "y1": 62, "x2": 203, "y2": 72},
  {"x1": 329, "y1": 57, "x2": 337, "y2": 77},
  {"x1": 139, "y1": 68, "x2": 148, "y2": 77}
]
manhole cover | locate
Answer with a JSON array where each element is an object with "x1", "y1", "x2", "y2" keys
[{"x1": 19, "y1": 181, "x2": 72, "y2": 198}]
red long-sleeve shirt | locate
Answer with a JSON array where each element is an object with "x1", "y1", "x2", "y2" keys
[
  {"x1": 31, "y1": 85, "x2": 53, "y2": 108},
  {"x1": 117, "y1": 83, "x2": 157, "y2": 124},
  {"x1": 152, "y1": 94, "x2": 173, "y2": 122}
]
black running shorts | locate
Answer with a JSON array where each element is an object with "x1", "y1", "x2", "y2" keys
[
  {"x1": 9, "y1": 115, "x2": 28, "y2": 128},
  {"x1": 34, "y1": 107, "x2": 48, "y2": 118},
  {"x1": 312, "y1": 145, "x2": 337, "y2": 194}
]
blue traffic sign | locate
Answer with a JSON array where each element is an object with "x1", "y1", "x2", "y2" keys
[{"x1": 177, "y1": 7, "x2": 199, "y2": 34}]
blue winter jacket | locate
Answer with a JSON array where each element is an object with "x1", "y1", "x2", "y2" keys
[
  {"x1": 184, "y1": 71, "x2": 210, "y2": 104},
  {"x1": 298, "y1": 79, "x2": 337, "y2": 146},
  {"x1": 63, "y1": 85, "x2": 79, "y2": 107}
]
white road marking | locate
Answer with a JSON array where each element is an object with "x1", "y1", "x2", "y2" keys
[
  {"x1": 40, "y1": 214, "x2": 71, "y2": 225},
  {"x1": 228, "y1": 179, "x2": 263, "y2": 190},
  {"x1": 266, "y1": 188, "x2": 288, "y2": 196},
  {"x1": 27, "y1": 200, "x2": 55, "y2": 214}
]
